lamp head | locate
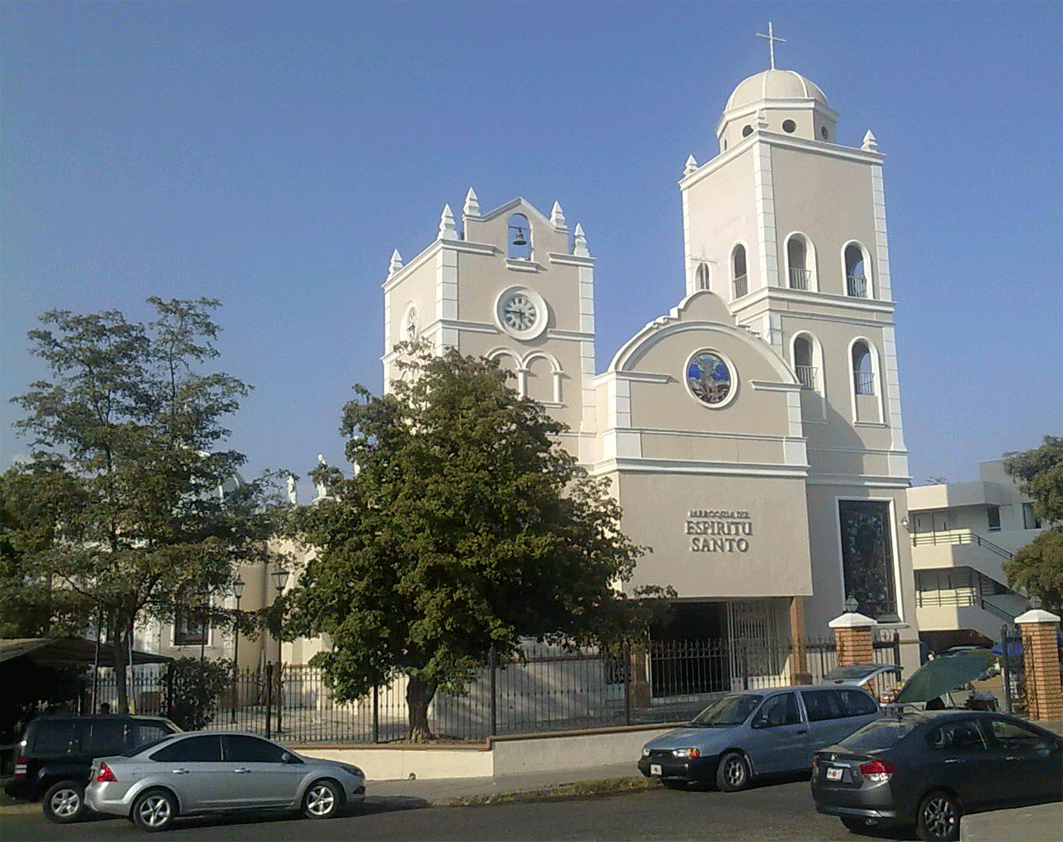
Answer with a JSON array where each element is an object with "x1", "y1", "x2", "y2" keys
[
  {"x1": 271, "y1": 569, "x2": 289, "y2": 591},
  {"x1": 844, "y1": 595, "x2": 859, "y2": 614}
]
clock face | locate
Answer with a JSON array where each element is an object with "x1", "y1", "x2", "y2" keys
[
  {"x1": 405, "y1": 307, "x2": 418, "y2": 340},
  {"x1": 496, "y1": 286, "x2": 547, "y2": 339},
  {"x1": 503, "y1": 294, "x2": 537, "y2": 331}
]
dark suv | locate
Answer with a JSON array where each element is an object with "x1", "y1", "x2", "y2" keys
[{"x1": 5, "y1": 714, "x2": 181, "y2": 823}]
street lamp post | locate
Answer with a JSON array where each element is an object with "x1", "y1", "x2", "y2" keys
[
  {"x1": 270, "y1": 568, "x2": 289, "y2": 734},
  {"x1": 230, "y1": 578, "x2": 245, "y2": 724}
]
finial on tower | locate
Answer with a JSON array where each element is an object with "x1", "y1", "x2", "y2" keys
[
  {"x1": 550, "y1": 201, "x2": 567, "y2": 231},
  {"x1": 388, "y1": 249, "x2": 403, "y2": 278},
  {"x1": 756, "y1": 22, "x2": 785, "y2": 70},
  {"x1": 463, "y1": 188, "x2": 480, "y2": 217},
  {"x1": 861, "y1": 130, "x2": 878, "y2": 152},
  {"x1": 438, "y1": 204, "x2": 457, "y2": 240},
  {"x1": 573, "y1": 223, "x2": 589, "y2": 257},
  {"x1": 684, "y1": 155, "x2": 698, "y2": 176}
]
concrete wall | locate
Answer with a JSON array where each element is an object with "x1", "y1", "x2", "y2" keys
[{"x1": 299, "y1": 725, "x2": 677, "y2": 782}]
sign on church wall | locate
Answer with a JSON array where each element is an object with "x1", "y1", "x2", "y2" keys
[
  {"x1": 685, "y1": 509, "x2": 753, "y2": 553},
  {"x1": 618, "y1": 473, "x2": 813, "y2": 599}
]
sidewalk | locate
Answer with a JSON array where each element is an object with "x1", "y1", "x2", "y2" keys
[{"x1": 370, "y1": 762, "x2": 640, "y2": 805}]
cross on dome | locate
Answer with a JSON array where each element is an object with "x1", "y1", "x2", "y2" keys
[{"x1": 756, "y1": 22, "x2": 785, "y2": 70}]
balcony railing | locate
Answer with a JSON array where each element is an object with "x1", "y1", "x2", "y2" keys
[
  {"x1": 733, "y1": 274, "x2": 748, "y2": 299},
  {"x1": 789, "y1": 267, "x2": 811, "y2": 290},
  {"x1": 909, "y1": 530, "x2": 1013, "y2": 561},
  {"x1": 853, "y1": 370, "x2": 875, "y2": 395},
  {"x1": 915, "y1": 590, "x2": 1016, "y2": 623},
  {"x1": 846, "y1": 274, "x2": 868, "y2": 297},
  {"x1": 795, "y1": 364, "x2": 818, "y2": 390}
]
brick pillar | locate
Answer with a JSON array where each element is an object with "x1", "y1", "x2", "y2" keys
[
  {"x1": 789, "y1": 596, "x2": 811, "y2": 684},
  {"x1": 1015, "y1": 606, "x2": 1062, "y2": 722},
  {"x1": 829, "y1": 607, "x2": 877, "y2": 667}
]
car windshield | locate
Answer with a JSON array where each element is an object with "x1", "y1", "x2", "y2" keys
[
  {"x1": 690, "y1": 694, "x2": 762, "y2": 726},
  {"x1": 840, "y1": 717, "x2": 925, "y2": 751}
]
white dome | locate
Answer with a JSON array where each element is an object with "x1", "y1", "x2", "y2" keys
[{"x1": 725, "y1": 69, "x2": 828, "y2": 111}]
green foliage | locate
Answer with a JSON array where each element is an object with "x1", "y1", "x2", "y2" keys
[
  {"x1": 287, "y1": 346, "x2": 667, "y2": 739},
  {"x1": 7, "y1": 298, "x2": 285, "y2": 709},
  {"x1": 1002, "y1": 436, "x2": 1063, "y2": 610},
  {"x1": 1003, "y1": 529, "x2": 1063, "y2": 613},
  {"x1": 164, "y1": 657, "x2": 233, "y2": 730},
  {"x1": 0, "y1": 464, "x2": 91, "y2": 637},
  {"x1": 1004, "y1": 436, "x2": 1063, "y2": 525}
]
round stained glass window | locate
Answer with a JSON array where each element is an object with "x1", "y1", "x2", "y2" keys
[{"x1": 686, "y1": 350, "x2": 734, "y2": 406}]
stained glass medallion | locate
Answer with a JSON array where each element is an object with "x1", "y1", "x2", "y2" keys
[{"x1": 686, "y1": 350, "x2": 734, "y2": 406}]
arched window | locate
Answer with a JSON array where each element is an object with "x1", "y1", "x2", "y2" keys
[
  {"x1": 732, "y1": 245, "x2": 748, "y2": 298},
  {"x1": 695, "y1": 263, "x2": 711, "y2": 291},
  {"x1": 507, "y1": 213, "x2": 531, "y2": 260},
  {"x1": 787, "y1": 236, "x2": 810, "y2": 290},
  {"x1": 852, "y1": 341, "x2": 874, "y2": 395},
  {"x1": 845, "y1": 244, "x2": 868, "y2": 297},
  {"x1": 793, "y1": 334, "x2": 817, "y2": 390}
]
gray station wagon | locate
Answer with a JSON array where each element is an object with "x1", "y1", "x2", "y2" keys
[{"x1": 637, "y1": 664, "x2": 898, "y2": 791}]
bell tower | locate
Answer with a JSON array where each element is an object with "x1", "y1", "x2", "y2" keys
[
  {"x1": 381, "y1": 191, "x2": 598, "y2": 462},
  {"x1": 678, "y1": 28, "x2": 913, "y2": 635}
]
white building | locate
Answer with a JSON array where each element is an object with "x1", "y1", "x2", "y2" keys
[
  {"x1": 382, "y1": 57, "x2": 922, "y2": 682},
  {"x1": 907, "y1": 458, "x2": 1040, "y2": 652}
]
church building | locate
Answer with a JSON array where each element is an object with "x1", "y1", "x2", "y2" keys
[{"x1": 381, "y1": 44, "x2": 921, "y2": 683}]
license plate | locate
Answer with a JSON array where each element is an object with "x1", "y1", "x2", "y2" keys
[
  {"x1": 650, "y1": 763, "x2": 662, "y2": 776},
  {"x1": 826, "y1": 767, "x2": 843, "y2": 781}
]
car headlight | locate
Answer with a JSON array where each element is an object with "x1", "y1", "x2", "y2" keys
[
  {"x1": 672, "y1": 747, "x2": 701, "y2": 758},
  {"x1": 337, "y1": 763, "x2": 364, "y2": 777},
  {"x1": 642, "y1": 748, "x2": 650, "y2": 757}
]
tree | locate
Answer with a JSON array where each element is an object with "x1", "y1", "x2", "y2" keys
[
  {"x1": 8, "y1": 298, "x2": 281, "y2": 711},
  {"x1": 286, "y1": 345, "x2": 665, "y2": 741},
  {"x1": 1, "y1": 463, "x2": 91, "y2": 638},
  {"x1": 1004, "y1": 436, "x2": 1063, "y2": 525},
  {"x1": 1003, "y1": 436, "x2": 1063, "y2": 611}
]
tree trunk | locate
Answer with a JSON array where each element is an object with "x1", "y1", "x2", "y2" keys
[
  {"x1": 113, "y1": 626, "x2": 130, "y2": 713},
  {"x1": 405, "y1": 674, "x2": 437, "y2": 742}
]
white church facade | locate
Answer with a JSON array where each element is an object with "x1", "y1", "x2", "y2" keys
[{"x1": 381, "y1": 61, "x2": 922, "y2": 680}]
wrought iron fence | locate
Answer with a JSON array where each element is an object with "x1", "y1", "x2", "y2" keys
[{"x1": 77, "y1": 632, "x2": 902, "y2": 744}]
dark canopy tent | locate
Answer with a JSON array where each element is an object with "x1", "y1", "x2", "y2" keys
[
  {"x1": 1, "y1": 638, "x2": 173, "y2": 731},
  {"x1": 0, "y1": 637, "x2": 172, "y2": 667}
]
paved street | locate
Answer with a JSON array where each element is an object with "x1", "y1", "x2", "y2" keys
[{"x1": 1, "y1": 778, "x2": 916, "y2": 842}]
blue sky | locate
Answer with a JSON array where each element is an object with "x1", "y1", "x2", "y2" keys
[{"x1": 3, "y1": 1, "x2": 1061, "y2": 500}]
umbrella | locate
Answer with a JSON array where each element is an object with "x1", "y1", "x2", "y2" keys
[{"x1": 893, "y1": 649, "x2": 996, "y2": 704}]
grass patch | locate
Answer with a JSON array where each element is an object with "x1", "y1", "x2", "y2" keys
[{"x1": 446, "y1": 776, "x2": 661, "y2": 807}]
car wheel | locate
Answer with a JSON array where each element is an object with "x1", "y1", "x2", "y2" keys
[
  {"x1": 133, "y1": 789, "x2": 178, "y2": 832},
  {"x1": 715, "y1": 751, "x2": 750, "y2": 792},
  {"x1": 916, "y1": 790, "x2": 961, "y2": 842},
  {"x1": 302, "y1": 778, "x2": 343, "y2": 819},
  {"x1": 42, "y1": 780, "x2": 86, "y2": 824}
]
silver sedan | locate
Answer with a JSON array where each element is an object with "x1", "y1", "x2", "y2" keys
[{"x1": 85, "y1": 731, "x2": 365, "y2": 831}]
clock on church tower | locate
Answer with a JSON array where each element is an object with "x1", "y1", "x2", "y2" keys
[{"x1": 496, "y1": 286, "x2": 547, "y2": 341}]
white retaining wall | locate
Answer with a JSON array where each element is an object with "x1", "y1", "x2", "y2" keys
[{"x1": 299, "y1": 725, "x2": 677, "y2": 782}]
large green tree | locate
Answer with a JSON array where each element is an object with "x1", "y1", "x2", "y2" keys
[
  {"x1": 1003, "y1": 435, "x2": 1063, "y2": 611},
  {"x1": 286, "y1": 346, "x2": 665, "y2": 740},
  {"x1": 9, "y1": 298, "x2": 281, "y2": 710}
]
